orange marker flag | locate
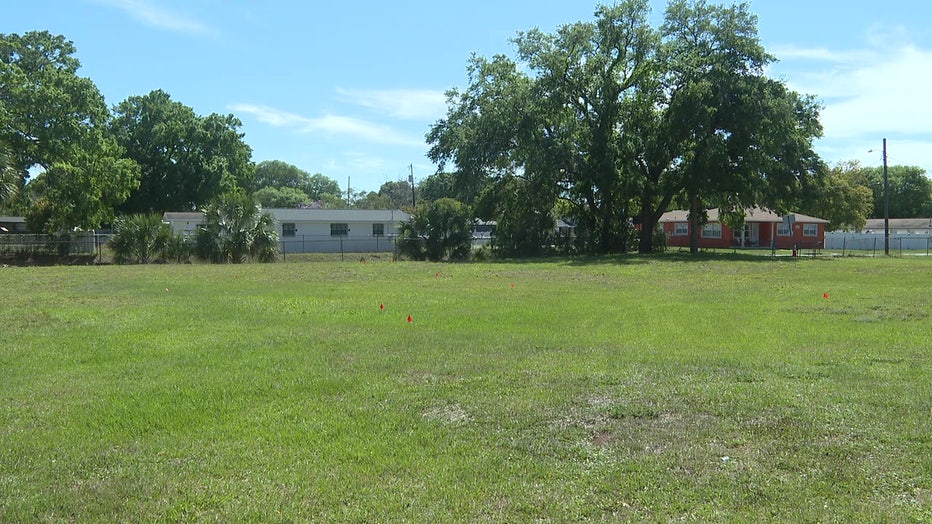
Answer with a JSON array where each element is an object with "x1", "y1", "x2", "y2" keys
[
  {"x1": 379, "y1": 303, "x2": 385, "y2": 312},
  {"x1": 407, "y1": 315, "x2": 413, "y2": 323},
  {"x1": 823, "y1": 293, "x2": 829, "y2": 299}
]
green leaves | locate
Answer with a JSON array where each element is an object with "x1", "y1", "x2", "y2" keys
[
  {"x1": 195, "y1": 191, "x2": 279, "y2": 263},
  {"x1": 397, "y1": 198, "x2": 474, "y2": 261},
  {"x1": 23, "y1": 129, "x2": 140, "y2": 233},
  {"x1": 110, "y1": 213, "x2": 174, "y2": 264},
  {"x1": 112, "y1": 90, "x2": 254, "y2": 214},
  {"x1": 429, "y1": 0, "x2": 826, "y2": 256},
  {"x1": 1, "y1": 31, "x2": 141, "y2": 233},
  {"x1": 0, "y1": 141, "x2": 19, "y2": 209},
  {"x1": 862, "y1": 165, "x2": 932, "y2": 219},
  {"x1": 1, "y1": 31, "x2": 107, "y2": 173}
]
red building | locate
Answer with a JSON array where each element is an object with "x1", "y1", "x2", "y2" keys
[{"x1": 660, "y1": 208, "x2": 829, "y2": 251}]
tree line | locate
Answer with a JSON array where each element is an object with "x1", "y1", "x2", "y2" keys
[
  {"x1": 4, "y1": 3, "x2": 931, "y2": 260},
  {"x1": 0, "y1": 30, "x2": 420, "y2": 237}
]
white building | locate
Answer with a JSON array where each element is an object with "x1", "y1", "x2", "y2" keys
[
  {"x1": 861, "y1": 218, "x2": 932, "y2": 236},
  {"x1": 163, "y1": 208, "x2": 410, "y2": 254}
]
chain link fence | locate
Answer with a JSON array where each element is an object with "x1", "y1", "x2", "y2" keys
[
  {"x1": 824, "y1": 233, "x2": 932, "y2": 256},
  {"x1": 0, "y1": 232, "x2": 106, "y2": 265},
  {"x1": 279, "y1": 235, "x2": 400, "y2": 261}
]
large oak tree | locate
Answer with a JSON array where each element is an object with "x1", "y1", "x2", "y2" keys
[
  {"x1": 634, "y1": 0, "x2": 824, "y2": 253},
  {"x1": 428, "y1": 0, "x2": 825, "y2": 254},
  {"x1": 1, "y1": 31, "x2": 139, "y2": 232},
  {"x1": 112, "y1": 89, "x2": 254, "y2": 213}
]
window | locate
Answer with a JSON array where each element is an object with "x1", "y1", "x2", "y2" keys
[
  {"x1": 673, "y1": 223, "x2": 688, "y2": 236},
  {"x1": 330, "y1": 223, "x2": 348, "y2": 236},
  {"x1": 777, "y1": 223, "x2": 791, "y2": 236},
  {"x1": 282, "y1": 223, "x2": 296, "y2": 237},
  {"x1": 803, "y1": 224, "x2": 818, "y2": 237},
  {"x1": 701, "y1": 223, "x2": 722, "y2": 239},
  {"x1": 372, "y1": 223, "x2": 385, "y2": 237}
]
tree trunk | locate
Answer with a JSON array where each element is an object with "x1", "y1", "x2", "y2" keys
[
  {"x1": 688, "y1": 191, "x2": 700, "y2": 255},
  {"x1": 638, "y1": 217, "x2": 655, "y2": 253}
]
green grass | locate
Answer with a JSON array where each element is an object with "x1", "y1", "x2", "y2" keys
[{"x1": 1, "y1": 255, "x2": 930, "y2": 522}]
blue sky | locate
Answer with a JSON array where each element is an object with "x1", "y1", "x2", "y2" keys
[{"x1": 5, "y1": 0, "x2": 931, "y2": 193}]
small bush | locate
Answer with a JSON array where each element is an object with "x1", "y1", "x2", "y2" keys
[
  {"x1": 110, "y1": 214, "x2": 172, "y2": 264},
  {"x1": 397, "y1": 198, "x2": 474, "y2": 261},
  {"x1": 161, "y1": 232, "x2": 193, "y2": 263},
  {"x1": 195, "y1": 191, "x2": 279, "y2": 264}
]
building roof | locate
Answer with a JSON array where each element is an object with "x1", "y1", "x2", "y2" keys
[
  {"x1": 659, "y1": 207, "x2": 828, "y2": 224},
  {"x1": 0, "y1": 216, "x2": 26, "y2": 233},
  {"x1": 786, "y1": 212, "x2": 830, "y2": 224},
  {"x1": 267, "y1": 208, "x2": 410, "y2": 223},
  {"x1": 162, "y1": 212, "x2": 203, "y2": 221},
  {"x1": 863, "y1": 218, "x2": 932, "y2": 230},
  {"x1": 163, "y1": 209, "x2": 410, "y2": 223}
]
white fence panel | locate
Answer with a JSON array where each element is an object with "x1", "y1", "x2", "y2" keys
[{"x1": 824, "y1": 232, "x2": 931, "y2": 254}]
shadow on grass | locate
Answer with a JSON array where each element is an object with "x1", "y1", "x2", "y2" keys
[
  {"x1": 0, "y1": 253, "x2": 100, "y2": 267},
  {"x1": 485, "y1": 249, "x2": 834, "y2": 267}
]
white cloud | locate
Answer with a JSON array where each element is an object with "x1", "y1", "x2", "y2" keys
[
  {"x1": 335, "y1": 88, "x2": 449, "y2": 121},
  {"x1": 230, "y1": 104, "x2": 308, "y2": 127},
  {"x1": 231, "y1": 104, "x2": 423, "y2": 147},
  {"x1": 343, "y1": 152, "x2": 388, "y2": 174},
  {"x1": 92, "y1": 0, "x2": 215, "y2": 35},
  {"x1": 770, "y1": 45, "x2": 872, "y2": 64},
  {"x1": 786, "y1": 45, "x2": 932, "y2": 139},
  {"x1": 772, "y1": 32, "x2": 932, "y2": 174}
]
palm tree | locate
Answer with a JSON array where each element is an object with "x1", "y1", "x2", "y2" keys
[
  {"x1": 109, "y1": 213, "x2": 173, "y2": 264},
  {"x1": 196, "y1": 191, "x2": 279, "y2": 263}
]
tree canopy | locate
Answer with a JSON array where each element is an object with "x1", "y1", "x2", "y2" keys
[
  {"x1": 253, "y1": 186, "x2": 310, "y2": 209},
  {"x1": 862, "y1": 165, "x2": 932, "y2": 219},
  {"x1": 377, "y1": 180, "x2": 415, "y2": 209},
  {"x1": 1, "y1": 30, "x2": 140, "y2": 232},
  {"x1": 799, "y1": 161, "x2": 873, "y2": 231},
  {"x1": 252, "y1": 160, "x2": 341, "y2": 201},
  {"x1": 112, "y1": 89, "x2": 254, "y2": 214},
  {"x1": 0, "y1": 142, "x2": 19, "y2": 209},
  {"x1": 428, "y1": 0, "x2": 825, "y2": 254}
]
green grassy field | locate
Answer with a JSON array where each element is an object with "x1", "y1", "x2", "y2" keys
[{"x1": 1, "y1": 255, "x2": 930, "y2": 522}]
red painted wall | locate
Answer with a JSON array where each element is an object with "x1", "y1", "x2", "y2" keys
[{"x1": 664, "y1": 222, "x2": 824, "y2": 250}]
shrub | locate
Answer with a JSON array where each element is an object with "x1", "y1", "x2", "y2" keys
[
  {"x1": 195, "y1": 191, "x2": 279, "y2": 263},
  {"x1": 162, "y1": 232, "x2": 193, "y2": 263},
  {"x1": 397, "y1": 198, "x2": 474, "y2": 261},
  {"x1": 110, "y1": 213, "x2": 172, "y2": 264}
]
